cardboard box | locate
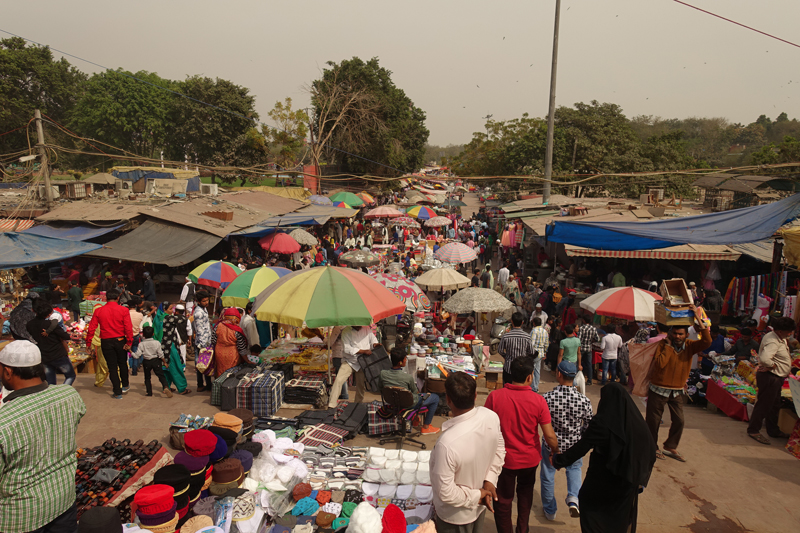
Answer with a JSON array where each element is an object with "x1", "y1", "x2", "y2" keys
[
  {"x1": 654, "y1": 303, "x2": 694, "y2": 326},
  {"x1": 660, "y1": 278, "x2": 693, "y2": 307},
  {"x1": 779, "y1": 408, "x2": 799, "y2": 435}
]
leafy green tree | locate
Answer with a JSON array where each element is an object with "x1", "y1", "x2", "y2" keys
[
  {"x1": 70, "y1": 69, "x2": 175, "y2": 159},
  {"x1": 751, "y1": 136, "x2": 800, "y2": 165},
  {"x1": 167, "y1": 75, "x2": 260, "y2": 184},
  {"x1": 0, "y1": 37, "x2": 86, "y2": 160},
  {"x1": 310, "y1": 57, "x2": 429, "y2": 175},
  {"x1": 266, "y1": 97, "x2": 309, "y2": 170}
]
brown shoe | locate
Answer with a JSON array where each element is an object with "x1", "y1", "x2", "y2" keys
[
  {"x1": 163, "y1": 387, "x2": 173, "y2": 398},
  {"x1": 197, "y1": 386, "x2": 207, "y2": 392}
]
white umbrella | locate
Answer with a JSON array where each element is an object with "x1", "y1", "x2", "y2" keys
[
  {"x1": 289, "y1": 228, "x2": 318, "y2": 246},
  {"x1": 414, "y1": 268, "x2": 471, "y2": 291},
  {"x1": 442, "y1": 287, "x2": 514, "y2": 314}
]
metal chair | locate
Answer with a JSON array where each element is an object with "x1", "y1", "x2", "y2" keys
[{"x1": 378, "y1": 386, "x2": 427, "y2": 450}]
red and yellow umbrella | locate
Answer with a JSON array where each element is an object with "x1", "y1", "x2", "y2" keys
[
  {"x1": 406, "y1": 205, "x2": 437, "y2": 220},
  {"x1": 252, "y1": 266, "x2": 406, "y2": 327},
  {"x1": 357, "y1": 192, "x2": 376, "y2": 204}
]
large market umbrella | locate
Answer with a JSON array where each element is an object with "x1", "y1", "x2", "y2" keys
[
  {"x1": 289, "y1": 228, "x2": 318, "y2": 246},
  {"x1": 442, "y1": 198, "x2": 467, "y2": 207},
  {"x1": 339, "y1": 249, "x2": 381, "y2": 268},
  {"x1": 329, "y1": 191, "x2": 365, "y2": 206},
  {"x1": 425, "y1": 216, "x2": 452, "y2": 227},
  {"x1": 371, "y1": 272, "x2": 431, "y2": 312},
  {"x1": 406, "y1": 205, "x2": 437, "y2": 220},
  {"x1": 435, "y1": 242, "x2": 478, "y2": 264},
  {"x1": 393, "y1": 216, "x2": 421, "y2": 228},
  {"x1": 443, "y1": 287, "x2": 514, "y2": 314},
  {"x1": 252, "y1": 266, "x2": 406, "y2": 327},
  {"x1": 220, "y1": 265, "x2": 293, "y2": 308},
  {"x1": 258, "y1": 232, "x2": 301, "y2": 254},
  {"x1": 332, "y1": 201, "x2": 352, "y2": 209},
  {"x1": 357, "y1": 192, "x2": 376, "y2": 204},
  {"x1": 365, "y1": 206, "x2": 403, "y2": 218},
  {"x1": 188, "y1": 260, "x2": 243, "y2": 290},
  {"x1": 579, "y1": 287, "x2": 662, "y2": 321},
  {"x1": 414, "y1": 268, "x2": 471, "y2": 291},
  {"x1": 309, "y1": 195, "x2": 332, "y2": 206}
]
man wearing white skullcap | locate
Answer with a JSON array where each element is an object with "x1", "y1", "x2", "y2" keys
[{"x1": 0, "y1": 340, "x2": 86, "y2": 533}]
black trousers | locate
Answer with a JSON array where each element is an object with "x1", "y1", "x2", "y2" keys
[
  {"x1": 100, "y1": 337, "x2": 129, "y2": 396},
  {"x1": 747, "y1": 371, "x2": 785, "y2": 436},
  {"x1": 143, "y1": 358, "x2": 169, "y2": 395},
  {"x1": 29, "y1": 502, "x2": 77, "y2": 533}
]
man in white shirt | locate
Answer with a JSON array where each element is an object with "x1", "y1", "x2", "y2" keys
[
  {"x1": 327, "y1": 325, "x2": 379, "y2": 407},
  {"x1": 600, "y1": 330, "x2": 623, "y2": 384},
  {"x1": 240, "y1": 302, "x2": 260, "y2": 349},
  {"x1": 530, "y1": 304, "x2": 548, "y2": 329},
  {"x1": 496, "y1": 264, "x2": 510, "y2": 290},
  {"x1": 179, "y1": 278, "x2": 196, "y2": 315},
  {"x1": 431, "y1": 372, "x2": 506, "y2": 533}
]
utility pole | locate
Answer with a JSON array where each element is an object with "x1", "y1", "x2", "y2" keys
[
  {"x1": 34, "y1": 109, "x2": 54, "y2": 209},
  {"x1": 542, "y1": 0, "x2": 562, "y2": 205}
]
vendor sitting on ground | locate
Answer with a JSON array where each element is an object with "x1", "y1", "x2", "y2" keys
[{"x1": 380, "y1": 347, "x2": 441, "y2": 435}]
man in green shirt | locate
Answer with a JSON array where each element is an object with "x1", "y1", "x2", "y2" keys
[
  {"x1": 67, "y1": 280, "x2": 83, "y2": 322},
  {"x1": 558, "y1": 324, "x2": 582, "y2": 372},
  {"x1": 379, "y1": 347, "x2": 441, "y2": 434},
  {"x1": 0, "y1": 340, "x2": 86, "y2": 533}
]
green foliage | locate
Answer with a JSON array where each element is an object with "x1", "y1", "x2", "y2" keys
[
  {"x1": 752, "y1": 136, "x2": 800, "y2": 166},
  {"x1": 0, "y1": 37, "x2": 86, "y2": 156},
  {"x1": 423, "y1": 143, "x2": 465, "y2": 166},
  {"x1": 70, "y1": 69, "x2": 175, "y2": 158},
  {"x1": 311, "y1": 57, "x2": 429, "y2": 175},
  {"x1": 266, "y1": 97, "x2": 309, "y2": 169}
]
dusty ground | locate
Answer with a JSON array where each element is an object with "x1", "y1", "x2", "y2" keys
[{"x1": 72, "y1": 358, "x2": 800, "y2": 533}]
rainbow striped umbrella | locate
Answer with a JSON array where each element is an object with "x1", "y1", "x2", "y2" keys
[
  {"x1": 220, "y1": 265, "x2": 292, "y2": 308},
  {"x1": 252, "y1": 266, "x2": 406, "y2": 327},
  {"x1": 188, "y1": 260, "x2": 243, "y2": 290},
  {"x1": 406, "y1": 205, "x2": 437, "y2": 220},
  {"x1": 434, "y1": 242, "x2": 478, "y2": 264},
  {"x1": 357, "y1": 192, "x2": 376, "y2": 204},
  {"x1": 329, "y1": 191, "x2": 365, "y2": 206},
  {"x1": 332, "y1": 201, "x2": 352, "y2": 209}
]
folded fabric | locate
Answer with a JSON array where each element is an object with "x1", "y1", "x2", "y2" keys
[
  {"x1": 316, "y1": 512, "x2": 336, "y2": 528},
  {"x1": 416, "y1": 463, "x2": 429, "y2": 473},
  {"x1": 378, "y1": 484, "x2": 397, "y2": 498},
  {"x1": 379, "y1": 469, "x2": 397, "y2": 483},
  {"x1": 328, "y1": 480, "x2": 346, "y2": 490},
  {"x1": 395, "y1": 485, "x2": 414, "y2": 500},
  {"x1": 368, "y1": 447, "x2": 385, "y2": 457},
  {"x1": 399, "y1": 471, "x2": 416, "y2": 485},
  {"x1": 376, "y1": 497, "x2": 392, "y2": 508},
  {"x1": 296, "y1": 516, "x2": 316, "y2": 526},
  {"x1": 384, "y1": 450, "x2": 400, "y2": 460},
  {"x1": 290, "y1": 497, "x2": 320, "y2": 516},
  {"x1": 414, "y1": 485, "x2": 432, "y2": 503},
  {"x1": 331, "y1": 490, "x2": 346, "y2": 504},
  {"x1": 344, "y1": 490, "x2": 363, "y2": 504},
  {"x1": 400, "y1": 451, "x2": 418, "y2": 462},
  {"x1": 363, "y1": 467, "x2": 381, "y2": 482},
  {"x1": 293, "y1": 524, "x2": 314, "y2": 533},
  {"x1": 415, "y1": 470, "x2": 430, "y2": 485},
  {"x1": 417, "y1": 451, "x2": 430, "y2": 463},
  {"x1": 341, "y1": 502, "x2": 358, "y2": 518},
  {"x1": 407, "y1": 526, "x2": 418, "y2": 533},
  {"x1": 401, "y1": 462, "x2": 417, "y2": 472},
  {"x1": 333, "y1": 517, "x2": 350, "y2": 531},
  {"x1": 370, "y1": 456, "x2": 387, "y2": 467},
  {"x1": 362, "y1": 482, "x2": 380, "y2": 498},
  {"x1": 317, "y1": 490, "x2": 332, "y2": 505},
  {"x1": 404, "y1": 498, "x2": 419, "y2": 510},
  {"x1": 384, "y1": 459, "x2": 402, "y2": 470}
]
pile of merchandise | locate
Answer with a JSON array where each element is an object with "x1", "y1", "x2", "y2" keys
[
  {"x1": 284, "y1": 375, "x2": 328, "y2": 407},
  {"x1": 685, "y1": 369, "x2": 710, "y2": 406},
  {"x1": 716, "y1": 376, "x2": 757, "y2": 404}
]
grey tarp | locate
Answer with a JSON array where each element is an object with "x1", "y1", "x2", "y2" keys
[{"x1": 85, "y1": 219, "x2": 220, "y2": 266}]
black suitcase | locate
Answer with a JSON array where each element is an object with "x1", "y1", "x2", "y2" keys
[{"x1": 220, "y1": 369, "x2": 250, "y2": 411}]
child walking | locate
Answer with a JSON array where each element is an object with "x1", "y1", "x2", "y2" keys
[{"x1": 134, "y1": 326, "x2": 173, "y2": 398}]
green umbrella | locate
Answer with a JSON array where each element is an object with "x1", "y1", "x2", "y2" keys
[
  {"x1": 329, "y1": 191, "x2": 365, "y2": 206},
  {"x1": 220, "y1": 266, "x2": 293, "y2": 308}
]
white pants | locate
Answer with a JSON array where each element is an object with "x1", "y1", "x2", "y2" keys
[{"x1": 328, "y1": 362, "x2": 366, "y2": 407}]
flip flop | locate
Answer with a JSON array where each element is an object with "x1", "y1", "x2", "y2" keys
[
  {"x1": 748, "y1": 433, "x2": 771, "y2": 445},
  {"x1": 655, "y1": 450, "x2": 667, "y2": 460},
  {"x1": 662, "y1": 449, "x2": 686, "y2": 462}
]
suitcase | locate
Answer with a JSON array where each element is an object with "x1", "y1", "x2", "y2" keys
[
  {"x1": 211, "y1": 365, "x2": 244, "y2": 407},
  {"x1": 357, "y1": 345, "x2": 392, "y2": 392},
  {"x1": 221, "y1": 369, "x2": 250, "y2": 411},
  {"x1": 236, "y1": 365, "x2": 285, "y2": 417}
]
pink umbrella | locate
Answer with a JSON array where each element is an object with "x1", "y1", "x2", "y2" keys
[
  {"x1": 393, "y1": 217, "x2": 420, "y2": 228},
  {"x1": 365, "y1": 206, "x2": 403, "y2": 218},
  {"x1": 258, "y1": 232, "x2": 300, "y2": 254},
  {"x1": 434, "y1": 242, "x2": 478, "y2": 264}
]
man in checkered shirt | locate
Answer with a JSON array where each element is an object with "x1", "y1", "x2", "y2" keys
[
  {"x1": 539, "y1": 361, "x2": 593, "y2": 521},
  {"x1": 577, "y1": 317, "x2": 600, "y2": 385}
]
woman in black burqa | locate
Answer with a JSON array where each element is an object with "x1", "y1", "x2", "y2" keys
[{"x1": 553, "y1": 382, "x2": 657, "y2": 533}]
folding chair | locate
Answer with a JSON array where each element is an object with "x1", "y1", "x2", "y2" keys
[{"x1": 378, "y1": 386, "x2": 427, "y2": 450}]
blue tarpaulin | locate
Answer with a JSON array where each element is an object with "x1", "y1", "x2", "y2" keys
[
  {"x1": 233, "y1": 214, "x2": 330, "y2": 237},
  {"x1": 0, "y1": 232, "x2": 102, "y2": 269},
  {"x1": 23, "y1": 223, "x2": 123, "y2": 241},
  {"x1": 112, "y1": 169, "x2": 201, "y2": 192},
  {"x1": 546, "y1": 193, "x2": 800, "y2": 250}
]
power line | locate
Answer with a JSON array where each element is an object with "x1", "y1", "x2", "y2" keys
[
  {"x1": 673, "y1": 1, "x2": 800, "y2": 49},
  {"x1": 0, "y1": 28, "x2": 409, "y2": 175}
]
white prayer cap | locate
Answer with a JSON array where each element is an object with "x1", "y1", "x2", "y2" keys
[{"x1": 0, "y1": 340, "x2": 42, "y2": 367}]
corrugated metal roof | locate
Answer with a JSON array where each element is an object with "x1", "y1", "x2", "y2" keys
[
  {"x1": 717, "y1": 175, "x2": 790, "y2": 193},
  {"x1": 691, "y1": 173, "x2": 735, "y2": 189},
  {"x1": 36, "y1": 203, "x2": 144, "y2": 222},
  {"x1": 219, "y1": 190, "x2": 307, "y2": 216},
  {"x1": 731, "y1": 240, "x2": 774, "y2": 263},
  {"x1": 141, "y1": 198, "x2": 275, "y2": 238}
]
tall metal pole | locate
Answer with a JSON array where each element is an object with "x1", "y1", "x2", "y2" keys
[
  {"x1": 34, "y1": 109, "x2": 54, "y2": 209},
  {"x1": 542, "y1": 0, "x2": 561, "y2": 205}
]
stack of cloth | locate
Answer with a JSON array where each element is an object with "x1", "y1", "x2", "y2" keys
[{"x1": 284, "y1": 375, "x2": 328, "y2": 407}]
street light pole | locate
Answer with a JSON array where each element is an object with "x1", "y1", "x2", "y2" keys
[{"x1": 542, "y1": 0, "x2": 561, "y2": 205}]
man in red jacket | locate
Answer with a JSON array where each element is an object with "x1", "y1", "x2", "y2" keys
[
  {"x1": 485, "y1": 357, "x2": 559, "y2": 533},
  {"x1": 86, "y1": 289, "x2": 133, "y2": 399}
]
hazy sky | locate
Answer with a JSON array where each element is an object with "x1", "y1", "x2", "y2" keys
[{"x1": 4, "y1": 0, "x2": 799, "y2": 146}]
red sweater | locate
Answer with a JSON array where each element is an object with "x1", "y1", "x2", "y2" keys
[
  {"x1": 85, "y1": 301, "x2": 133, "y2": 348},
  {"x1": 485, "y1": 384, "x2": 552, "y2": 469}
]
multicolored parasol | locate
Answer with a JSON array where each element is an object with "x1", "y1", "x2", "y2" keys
[
  {"x1": 332, "y1": 201, "x2": 352, "y2": 209},
  {"x1": 188, "y1": 260, "x2": 243, "y2": 290},
  {"x1": 434, "y1": 242, "x2": 478, "y2": 264},
  {"x1": 357, "y1": 192, "x2": 376, "y2": 204},
  {"x1": 406, "y1": 205, "x2": 437, "y2": 220},
  {"x1": 370, "y1": 272, "x2": 431, "y2": 312},
  {"x1": 220, "y1": 265, "x2": 293, "y2": 308},
  {"x1": 329, "y1": 191, "x2": 365, "y2": 206},
  {"x1": 252, "y1": 266, "x2": 406, "y2": 327},
  {"x1": 258, "y1": 232, "x2": 300, "y2": 254}
]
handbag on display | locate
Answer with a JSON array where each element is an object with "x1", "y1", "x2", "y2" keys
[{"x1": 195, "y1": 347, "x2": 215, "y2": 376}]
